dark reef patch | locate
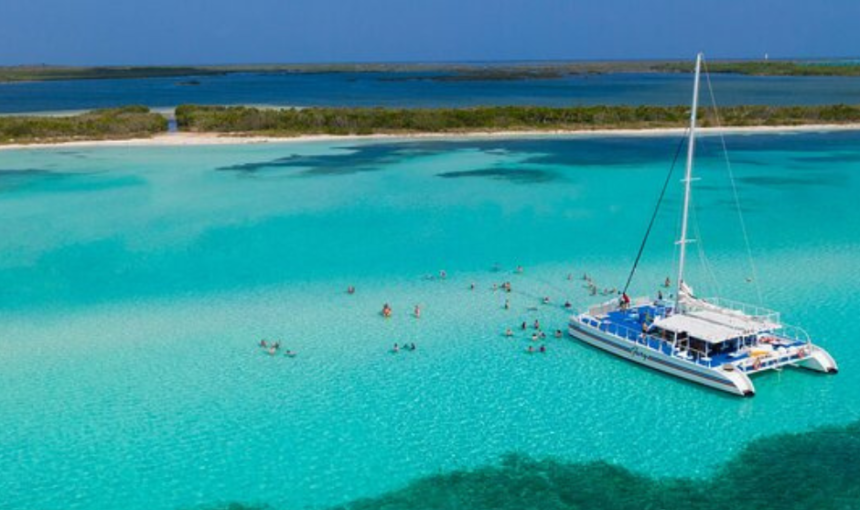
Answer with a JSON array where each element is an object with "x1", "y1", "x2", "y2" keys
[
  {"x1": 436, "y1": 167, "x2": 556, "y2": 183},
  {"x1": 792, "y1": 152, "x2": 860, "y2": 164},
  {"x1": 215, "y1": 144, "x2": 419, "y2": 176},
  {"x1": 0, "y1": 168, "x2": 139, "y2": 194},
  {"x1": 738, "y1": 173, "x2": 842, "y2": 188},
  {"x1": 188, "y1": 420, "x2": 860, "y2": 510}
]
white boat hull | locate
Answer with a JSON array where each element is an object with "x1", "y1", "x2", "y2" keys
[{"x1": 569, "y1": 321, "x2": 755, "y2": 396}]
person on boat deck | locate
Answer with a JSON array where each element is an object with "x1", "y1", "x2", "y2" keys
[{"x1": 619, "y1": 292, "x2": 631, "y2": 310}]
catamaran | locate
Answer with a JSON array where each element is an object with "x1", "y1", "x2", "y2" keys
[{"x1": 568, "y1": 53, "x2": 838, "y2": 396}]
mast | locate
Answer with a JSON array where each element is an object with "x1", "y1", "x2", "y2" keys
[{"x1": 675, "y1": 52, "x2": 703, "y2": 312}]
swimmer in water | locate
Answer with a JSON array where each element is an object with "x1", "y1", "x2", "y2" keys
[
  {"x1": 382, "y1": 303, "x2": 392, "y2": 318},
  {"x1": 564, "y1": 301, "x2": 572, "y2": 309},
  {"x1": 539, "y1": 345, "x2": 546, "y2": 353},
  {"x1": 273, "y1": 341, "x2": 280, "y2": 350},
  {"x1": 516, "y1": 266, "x2": 524, "y2": 274},
  {"x1": 534, "y1": 319, "x2": 540, "y2": 330},
  {"x1": 657, "y1": 290, "x2": 663, "y2": 301},
  {"x1": 268, "y1": 347, "x2": 277, "y2": 356},
  {"x1": 259, "y1": 340, "x2": 268, "y2": 348},
  {"x1": 664, "y1": 276, "x2": 671, "y2": 288},
  {"x1": 285, "y1": 349, "x2": 296, "y2": 357},
  {"x1": 505, "y1": 328, "x2": 514, "y2": 337},
  {"x1": 347, "y1": 286, "x2": 356, "y2": 294},
  {"x1": 439, "y1": 270, "x2": 447, "y2": 279},
  {"x1": 409, "y1": 342, "x2": 416, "y2": 351},
  {"x1": 521, "y1": 321, "x2": 527, "y2": 331},
  {"x1": 470, "y1": 282, "x2": 475, "y2": 290},
  {"x1": 542, "y1": 296, "x2": 550, "y2": 305},
  {"x1": 531, "y1": 333, "x2": 538, "y2": 341},
  {"x1": 527, "y1": 345, "x2": 535, "y2": 354},
  {"x1": 504, "y1": 299, "x2": 510, "y2": 310},
  {"x1": 392, "y1": 343, "x2": 400, "y2": 353},
  {"x1": 414, "y1": 305, "x2": 421, "y2": 319}
]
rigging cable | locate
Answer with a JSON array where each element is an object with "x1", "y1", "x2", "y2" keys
[
  {"x1": 702, "y1": 60, "x2": 764, "y2": 304},
  {"x1": 622, "y1": 129, "x2": 689, "y2": 296}
]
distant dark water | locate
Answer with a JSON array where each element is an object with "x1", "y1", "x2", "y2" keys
[{"x1": 2, "y1": 72, "x2": 860, "y2": 113}]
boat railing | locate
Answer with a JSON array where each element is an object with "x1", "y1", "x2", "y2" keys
[
  {"x1": 770, "y1": 322, "x2": 812, "y2": 345},
  {"x1": 587, "y1": 301, "x2": 619, "y2": 317},
  {"x1": 579, "y1": 316, "x2": 667, "y2": 356},
  {"x1": 587, "y1": 296, "x2": 652, "y2": 318},
  {"x1": 696, "y1": 296, "x2": 781, "y2": 323}
]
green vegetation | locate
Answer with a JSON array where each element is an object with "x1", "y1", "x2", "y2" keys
[
  {"x1": 176, "y1": 104, "x2": 860, "y2": 136},
  {"x1": 0, "y1": 106, "x2": 167, "y2": 144},
  {"x1": 655, "y1": 60, "x2": 860, "y2": 77},
  {"x1": 0, "y1": 66, "x2": 229, "y2": 82},
  {"x1": 4, "y1": 60, "x2": 860, "y2": 83}
]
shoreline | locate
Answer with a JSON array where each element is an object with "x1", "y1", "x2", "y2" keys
[{"x1": 3, "y1": 123, "x2": 860, "y2": 151}]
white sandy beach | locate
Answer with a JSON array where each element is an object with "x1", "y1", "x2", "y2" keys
[{"x1": 3, "y1": 123, "x2": 860, "y2": 151}]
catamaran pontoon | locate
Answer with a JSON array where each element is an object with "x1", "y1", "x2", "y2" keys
[{"x1": 568, "y1": 53, "x2": 838, "y2": 396}]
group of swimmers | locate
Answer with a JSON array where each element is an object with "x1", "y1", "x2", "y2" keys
[
  {"x1": 259, "y1": 340, "x2": 296, "y2": 357},
  {"x1": 380, "y1": 303, "x2": 424, "y2": 319},
  {"x1": 501, "y1": 318, "x2": 564, "y2": 354}
]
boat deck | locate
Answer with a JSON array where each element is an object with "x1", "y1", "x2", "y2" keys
[{"x1": 580, "y1": 302, "x2": 809, "y2": 373}]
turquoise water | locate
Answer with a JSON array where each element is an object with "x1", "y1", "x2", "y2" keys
[
  {"x1": 3, "y1": 72, "x2": 860, "y2": 113},
  {"x1": 0, "y1": 132, "x2": 859, "y2": 510}
]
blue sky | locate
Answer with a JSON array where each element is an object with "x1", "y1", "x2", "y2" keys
[{"x1": 0, "y1": 0, "x2": 857, "y2": 65}]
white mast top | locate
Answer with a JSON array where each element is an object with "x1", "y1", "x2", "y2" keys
[{"x1": 676, "y1": 52, "x2": 703, "y2": 312}]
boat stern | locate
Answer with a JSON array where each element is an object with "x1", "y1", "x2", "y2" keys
[{"x1": 800, "y1": 345, "x2": 839, "y2": 374}]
